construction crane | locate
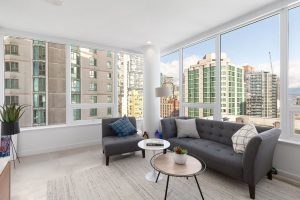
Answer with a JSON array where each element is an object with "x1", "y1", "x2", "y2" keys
[{"x1": 269, "y1": 51, "x2": 273, "y2": 74}]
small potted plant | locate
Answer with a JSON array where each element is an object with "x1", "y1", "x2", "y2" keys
[
  {"x1": 173, "y1": 146, "x2": 188, "y2": 165},
  {"x1": 0, "y1": 104, "x2": 28, "y2": 135}
]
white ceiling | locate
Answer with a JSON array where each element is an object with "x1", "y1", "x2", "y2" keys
[{"x1": 0, "y1": 0, "x2": 281, "y2": 52}]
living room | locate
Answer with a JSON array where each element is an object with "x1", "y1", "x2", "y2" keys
[{"x1": 0, "y1": 0, "x2": 300, "y2": 199}]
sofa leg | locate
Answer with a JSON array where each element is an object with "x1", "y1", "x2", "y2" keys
[
  {"x1": 248, "y1": 185, "x2": 255, "y2": 199},
  {"x1": 142, "y1": 150, "x2": 145, "y2": 158},
  {"x1": 106, "y1": 156, "x2": 109, "y2": 166},
  {"x1": 163, "y1": 149, "x2": 167, "y2": 154},
  {"x1": 102, "y1": 149, "x2": 104, "y2": 154},
  {"x1": 267, "y1": 170, "x2": 272, "y2": 180}
]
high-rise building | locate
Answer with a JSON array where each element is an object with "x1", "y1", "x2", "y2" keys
[
  {"x1": 160, "y1": 74, "x2": 179, "y2": 118},
  {"x1": 244, "y1": 66, "x2": 278, "y2": 118},
  {"x1": 70, "y1": 46, "x2": 114, "y2": 120},
  {"x1": 4, "y1": 36, "x2": 66, "y2": 127},
  {"x1": 118, "y1": 53, "x2": 144, "y2": 118},
  {"x1": 184, "y1": 53, "x2": 245, "y2": 117}
]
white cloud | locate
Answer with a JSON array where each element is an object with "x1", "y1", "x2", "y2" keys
[
  {"x1": 183, "y1": 55, "x2": 200, "y2": 69},
  {"x1": 160, "y1": 60, "x2": 179, "y2": 84},
  {"x1": 288, "y1": 60, "x2": 300, "y2": 88}
]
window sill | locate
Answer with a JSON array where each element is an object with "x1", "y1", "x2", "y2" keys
[
  {"x1": 20, "y1": 118, "x2": 144, "y2": 132},
  {"x1": 278, "y1": 137, "x2": 300, "y2": 146}
]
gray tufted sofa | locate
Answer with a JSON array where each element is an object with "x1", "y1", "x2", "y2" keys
[
  {"x1": 102, "y1": 117, "x2": 145, "y2": 166},
  {"x1": 161, "y1": 117, "x2": 281, "y2": 199}
]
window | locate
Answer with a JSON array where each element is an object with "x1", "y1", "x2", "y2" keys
[
  {"x1": 182, "y1": 39, "x2": 215, "y2": 118},
  {"x1": 33, "y1": 61, "x2": 46, "y2": 76},
  {"x1": 5, "y1": 44, "x2": 18, "y2": 55},
  {"x1": 5, "y1": 96, "x2": 19, "y2": 105},
  {"x1": 71, "y1": 46, "x2": 114, "y2": 105},
  {"x1": 73, "y1": 108, "x2": 112, "y2": 121},
  {"x1": 221, "y1": 15, "x2": 279, "y2": 127},
  {"x1": 107, "y1": 83, "x2": 112, "y2": 92},
  {"x1": 288, "y1": 6, "x2": 300, "y2": 105},
  {"x1": 72, "y1": 94, "x2": 81, "y2": 104},
  {"x1": 90, "y1": 96, "x2": 97, "y2": 103},
  {"x1": 89, "y1": 70, "x2": 97, "y2": 78},
  {"x1": 107, "y1": 61, "x2": 112, "y2": 68},
  {"x1": 5, "y1": 79, "x2": 19, "y2": 89},
  {"x1": 160, "y1": 51, "x2": 180, "y2": 118},
  {"x1": 117, "y1": 53, "x2": 144, "y2": 118},
  {"x1": 5, "y1": 62, "x2": 19, "y2": 72},
  {"x1": 4, "y1": 36, "x2": 66, "y2": 127},
  {"x1": 89, "y1": 108, "x2": 97, "y2": 116},
  {"x1": 89, "y1": 83, "x2": 97, "y2": 91},
  {"x1": 89, "y1": 57, "x2": 97, "y2": 66},
  {"x1": 107, "y1": 73, "x2": 112, "y2": 79}
]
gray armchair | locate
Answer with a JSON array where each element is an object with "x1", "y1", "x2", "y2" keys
[{"x1": 102, "y1": 117, "x2": 145, "y2": 166}]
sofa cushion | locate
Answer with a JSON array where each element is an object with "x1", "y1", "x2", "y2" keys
[
  {"x1": 109, "y1": 116, "x2": 137, "y2": 137},
  {"x1": 168, "y1": 137, "x2": 244, "y2": 180},
  {"x1": 232, "y1": 124, "x2": 258, "y2": 153},
  {"x1": 175, "y1": 119, "x2": 200, "y2": 138},
  {"x1": 102, "y1": 134, "x2": 143, "y2": 156}
]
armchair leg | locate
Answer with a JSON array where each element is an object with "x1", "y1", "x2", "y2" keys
[
  {"x1": 106, "y1": 156, "x2": 109, "y2": 166},
  {"x1": 142, "y1": 150, "x2": 145, "y2": 158},
  {"x1": 267, "y1": 170, "x2": 272, "y2": 180},
  {"x1": 248, "y1": 185, "x2": 255, "y2": 199}
]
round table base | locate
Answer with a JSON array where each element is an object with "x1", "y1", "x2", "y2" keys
[{"x1": 145, "y1": 171, "x2": 162, "y2": 182}]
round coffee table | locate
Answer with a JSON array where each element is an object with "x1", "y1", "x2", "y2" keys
[
  {"x1": 151, "y1": 152, "x2": 206, "y2": 200},
  {"x1": 138, "y1": 139, "x2": 170, "y2": 182}
]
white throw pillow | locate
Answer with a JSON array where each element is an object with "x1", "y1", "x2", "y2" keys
[
  {"x1": 232, "y1": 124, "x2": 258, "y2": 154},
  {"x1": 175, "y1": 119, "x2": 200, "y2": 138}
]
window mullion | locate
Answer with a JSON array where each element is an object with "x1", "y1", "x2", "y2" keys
[
  {"x1": 280, "y1": 8, "x2": 289, "y2": 138},
  {"x1": 66, "y1": 44, "x2": 72, "y2": 124},
  {"x1": 179, "y1": 48, "x2": 184, "y2": 116},
  {"x1": 214, "y1": 34, "x2": 221, "y2": 121},
  {"x1": 113, "y1": 50, "x2": 118, "y2": 117}
]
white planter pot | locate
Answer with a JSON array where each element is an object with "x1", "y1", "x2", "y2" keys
[{"x1": 174, "y1": 153, "x2": 187, "y2": 165}]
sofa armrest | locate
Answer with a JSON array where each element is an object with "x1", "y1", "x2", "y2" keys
[{"x1": 242, "y1": 128, "x2": 281, "y2": 185}]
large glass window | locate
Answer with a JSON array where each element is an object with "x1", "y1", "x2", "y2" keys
[
  {"x1": 160, "y1": 51, "x2": 180, "y2": 117},
  {"x1": 221, "y1": 15, "x2": 280, "y2": 127},
  {"x1": 182, "y1": 39, "x2": 215, "y2": 118},
  {"x1": 4, "y1": 36, "x2": 66, "y2": 127},
  {"x1": 288, "y1": 6, "x2": 300, "y2": 135},
  {"x1": 70, "y1": 46, "x2": 114, "y2": 104},
  {"x1": 117, "y1": 53, "x2": 144, "y2": 118}
]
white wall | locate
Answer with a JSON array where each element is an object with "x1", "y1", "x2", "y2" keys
[
  {"x1": 273, "y1": 141, "x2": 300, "y2": 181},
  {"x1": 17, "y1": 119, "x2": 144, "y2": 157}
]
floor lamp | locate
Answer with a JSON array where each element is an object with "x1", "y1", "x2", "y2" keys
[{"x1": 155, "y1": 86, "x2": 172, "y2": 116}]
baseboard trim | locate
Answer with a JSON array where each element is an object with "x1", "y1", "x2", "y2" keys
[
  {"x1": 275, "y1": 169, "x2": 300, "y2": 187},
  {"x1": 18, "y1": 140, "x2": 101, "y2": 157}
]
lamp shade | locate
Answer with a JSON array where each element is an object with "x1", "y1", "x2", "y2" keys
[{"x1": 155, "y1": 87, "x2": 171, "y2": 97}]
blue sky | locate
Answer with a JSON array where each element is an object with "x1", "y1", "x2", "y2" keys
[{"x1": 162, "y1": 6, "x2": 300, "y2": 75}]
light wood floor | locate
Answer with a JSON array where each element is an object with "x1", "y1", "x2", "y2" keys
[{"x1": 11, "y1": 145, "x2": 300, "y2": 200}]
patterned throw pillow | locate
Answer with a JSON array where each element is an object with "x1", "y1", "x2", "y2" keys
[
  {"x1": 232, "y1": 124, "x2": 258, "y2": 153},
  {"x1": 109, "y1": 116, "x2": 137, "y2": 137}
]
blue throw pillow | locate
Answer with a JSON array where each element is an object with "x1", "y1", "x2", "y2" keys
[{"x1": 109, "y1": 116, "x2": 137, "y2": 137}]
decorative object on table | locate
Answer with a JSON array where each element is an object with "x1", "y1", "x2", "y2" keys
[
  {"x1": 0, "y1": 104, "x2": 28, "y2": 168},
  {"x1": 173, "y1": 146, "x2": 188, "y2": 165},
  {"x1": 143, "y1": 131, "x2": 149, "y2": 139},
  {"x1": 0, "y1": 136, "x2": 11, "y2": 157},
  {"x1": 146, "y1": 139, "x2": 164, "y2": 146}
]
